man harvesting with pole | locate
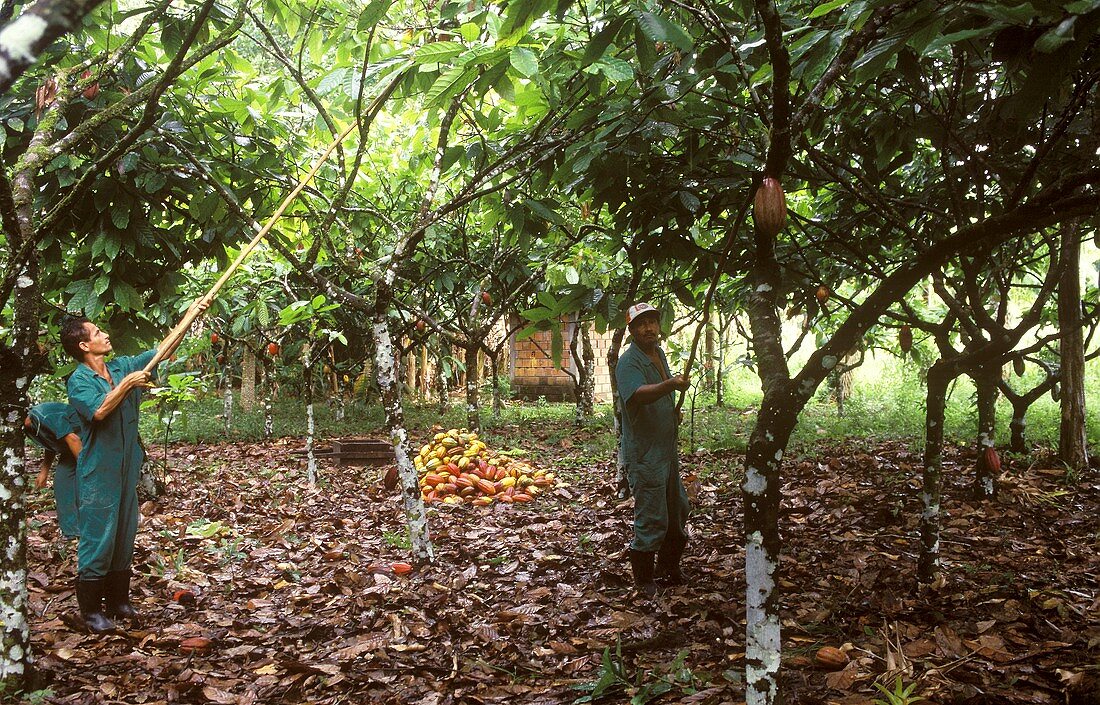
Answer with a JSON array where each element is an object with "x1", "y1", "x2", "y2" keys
[
  {"x1": 616, "y1": 303, "x2": 691, "y2": 597},
  {"x1": 61, "y1": 300, "x2": 208, "y2": 633}
]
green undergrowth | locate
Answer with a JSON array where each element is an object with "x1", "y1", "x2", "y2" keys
[{"x1": 141, "y1": 361, "x2": 1100, "y2": 459}]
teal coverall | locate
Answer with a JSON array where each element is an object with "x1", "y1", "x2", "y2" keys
[
  {"x1": 25, "y1": 402, "x2": 82, "y2": 538},
  {"x1": 615, "y1": 342, "x2": 690, "y2": 552},
  {"x1": 67, "y1": 350, "x2": 156, "y2": 578}
]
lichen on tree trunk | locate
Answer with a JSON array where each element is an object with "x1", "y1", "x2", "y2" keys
[
  {"x1": 971, "y1": 365, "x2": 999, "y2": 499},
  {"x1": 373, "y1": 317, "x2": 434, "y2": 562},
  {"x1": 919, "y1": 365, "x2": 949, "y2": 583}
]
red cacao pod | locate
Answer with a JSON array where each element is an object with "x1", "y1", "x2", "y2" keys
[
  {"x1": 481, "y1": 291, "x2": 491, "y2": 305},
  {"x1": 267, "y1": 342, "x2": 280, "y2": 356},
  {"x1": 983, "y1": 447, "x2": 1001, "y2": 474},
  {"x1": 383, "y1": 465, "x2": 399, "y2": 491},
  {"x1": 815, "y1": 285, "x2": 830, "y2": 304},
  {"x1": 81, "y1": 71, "x2": 99, "y2": 100},
  {"x1": 899, "y1": 325, "x2": 913, "y2": 355},
  {"x1": 753, "y1": 176, "x2": 787, "y2": 237}
]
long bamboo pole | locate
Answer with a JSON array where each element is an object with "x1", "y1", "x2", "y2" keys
[{"x1": 142, "y1": 105, "x2": 378, "y2": 373}]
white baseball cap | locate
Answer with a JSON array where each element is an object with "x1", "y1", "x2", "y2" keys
[{"x1": 625, "y1": 302, "x2": 659, "y2": 325}]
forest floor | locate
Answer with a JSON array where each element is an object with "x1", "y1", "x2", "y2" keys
[{"x1": 23, "y1": 417, "x2": 1100, "y2": 705}]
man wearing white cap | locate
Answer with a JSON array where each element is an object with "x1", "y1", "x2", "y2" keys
[{"x1": 615, "y1": 302, "x2": 691, "y2": 596}]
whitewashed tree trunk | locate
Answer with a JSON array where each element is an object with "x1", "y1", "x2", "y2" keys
[
  {"x1": 221, "y1": 358, "x2": 233, "y2": 435},
  {"x1": 262, "y1": 361, "x2": 274, "y2": 439},
  {"x1": 0, "y1": 259, "x2": 41, "y2": 684},
  {"x1": 373, "y1": 317, "x2": 434, "y2": 561},
  {"x1": 241, "y1": 349, "x2": 256, "y2": 412},
  {"x1": 436, "y1": 339, "x2": 450, "y2": 413},
  {"x1": 302, "y1": 343, "x2": 317, "y2": 485}
]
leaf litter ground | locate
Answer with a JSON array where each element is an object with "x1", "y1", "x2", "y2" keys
[{"x1": 24, "y1": 422, "x2": 1100, "y2": 704}]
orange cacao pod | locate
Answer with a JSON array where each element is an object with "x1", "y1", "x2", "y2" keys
[
  {"x1": 753, "y1": 176, "x2": 787, "y2": 237},
  {"x1": 814, "y1": 646, "x2": 849, "y2": 670}
]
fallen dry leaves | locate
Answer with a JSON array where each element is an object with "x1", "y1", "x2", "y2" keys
[{"x1": 23, "y1": 426, "x2": 1100, "y2": 704}]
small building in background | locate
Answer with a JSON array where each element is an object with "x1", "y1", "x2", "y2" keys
[{"x1": 508, "y1": 315, "x2": 616, "y2": 402}]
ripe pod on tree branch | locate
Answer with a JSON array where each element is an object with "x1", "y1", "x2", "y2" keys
[
  {"x1": 753, "y1": 176, "x2": 787, "y2": 237},
  {"x1": 899, "y1": 325, "x2": 913, "y2": 355}
]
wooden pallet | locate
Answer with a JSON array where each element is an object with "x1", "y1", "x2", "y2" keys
[{"x1": 299, "y1": 439, "x2": 393, "y2": 467}]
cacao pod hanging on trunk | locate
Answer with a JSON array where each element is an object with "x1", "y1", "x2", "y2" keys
[
  {"x1": 982, "y1": 446, "x2": 1001, "y2": 474},
  {"x1": 899, "y1": 325, "x2": 913, "y2": 355},
  {"x1": 753, "y1": 176, "x2": 787, "y2": 237},
  {"x1": 1013, "y1": 357, "x2": 1026, "y2": 376}
]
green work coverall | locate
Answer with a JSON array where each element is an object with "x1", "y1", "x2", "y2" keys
[
  {"x1": 25, "y1": 402, "x2": 82, "y2": 538},
  {"x1": 67, "y1": 350, "x2": 156, "y2": 578},
  {"x1": 615, "y1": 342, "x2": 690, "y2": 552}
]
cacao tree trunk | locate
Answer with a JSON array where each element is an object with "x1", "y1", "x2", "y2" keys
[
  {"x1": 832, "y1": 348, "x2": 858, "y2": 416},
  {"x1": 372, "y1": 315, "x2": 434, "y2": 562},
  {"x1": 435, "y1": 338, "x2": 450, "y2": 413},
  {"x1": 488, "y1": 350, "x2": 503, "y2": 418},
  {"x1": 1008, "y1": 400, "x2": 1028, "y2": 454},
  {"x1": 221, "y1": 358, "x2": 234, "y2": 435},
  {"x1": 0, "y1": 0, "x2": 110, "y2": 95},
  {"x1": 580, "y1": 320, "x2": 595, "y2": 420},
  {"x1": 261, "y1": 359, "x2": 274, "y2": 439},
  {"x1": 302, "y1": 343, "x2": 317, "y2": 485},
  {"x1": 464, "y1": 344, "x2": 479, "y2": 432},
  {"x1": 420, "y1": 345, "x2": 430, "y2": 401},
  {"x1": 972, "y1": 364, "x2": 999, "y2": 499},
  {"x1": 704, "y1": 312, "x2": 716, "y2": 393},
  {"x1": 1058, "y1": 225, "x2": 1088, "y2": 472},
  {"x1": 743, "y1": 240, "x2": 792, "y2": 704},
  {"x1": 607, "y1": 325, "x2": 628, "y2": 497},
  {"x1": 919, "y1": 364, "x2": 949, "y2": 583},
  {"x1": 0, "y1": 284, "x2": 38, "y2": 686},
  {"x1": 241, "y1": 349, "x2": 256, "y2": 412}
]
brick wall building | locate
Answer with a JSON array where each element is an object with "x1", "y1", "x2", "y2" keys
[{"x1": 508, "y1": 315, "x2": 617, "y2": 402}]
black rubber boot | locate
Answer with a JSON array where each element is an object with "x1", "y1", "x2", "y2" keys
[
  {"x1": 104, "y1": 570, "x2": 138, "y2": 620},
  {"x1": 75, "y1": 578, "x2": 115, "y2": 633},
  {"x1": 656, "y1": 536, "x2": 687, "y2": 586},
  {"x1": 628, "y1": 549, "x2": 658, "y2": 597}
]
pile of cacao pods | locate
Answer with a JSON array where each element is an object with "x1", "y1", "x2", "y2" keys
[{"x1": 414, "y1": 428, "x2": 555, "y2": 506}]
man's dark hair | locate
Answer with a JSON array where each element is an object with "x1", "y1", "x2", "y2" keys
[{"x1": 60, "y1": 315, "x2": 91, "y2": 360}]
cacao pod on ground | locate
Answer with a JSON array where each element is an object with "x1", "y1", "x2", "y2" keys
[{"x1": 814, "y1": 646, "x2": 849, "y2": 670}]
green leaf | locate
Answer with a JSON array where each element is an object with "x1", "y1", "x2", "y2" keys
[
  {"x1": 113, "y1": 280, "x2": 142, "y2": 311},
  {"x1": 635, "y1": 11, "x2": 693, "y2": 51},
  {"x1": 581, "y1": 16, "x2": 627, "y2": 66},
  {"x1": 424, "y1": 63, "x2": 478, "y2": 107},
  {"x1": 1065, "y1": 0, "x2": 1100, "y2": 12},
  {"x1": 317, "y1": 68, "x2": 348, "y2": 95},
  {"x1": 808, "y1": 0, "x2": 850, "y2": 18},
  {"x1": 592, "y1": 57, "x2": 634, "y2": 82},
  {"x1": 357, "y1": 0, "x2": 394, "y2": 31},
  {"x1": 413, "y1": 41, "x2": 466, "y2": 64},
  {"x1": 1035, "y1": 17, "x2": 1076, "y2": 54},
  {"x1": 509, "y1": 46, "x2": 538, "y2": 77},
  {"x1": 110, "y1": 202, "x2": 131, "y2": 229}
]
